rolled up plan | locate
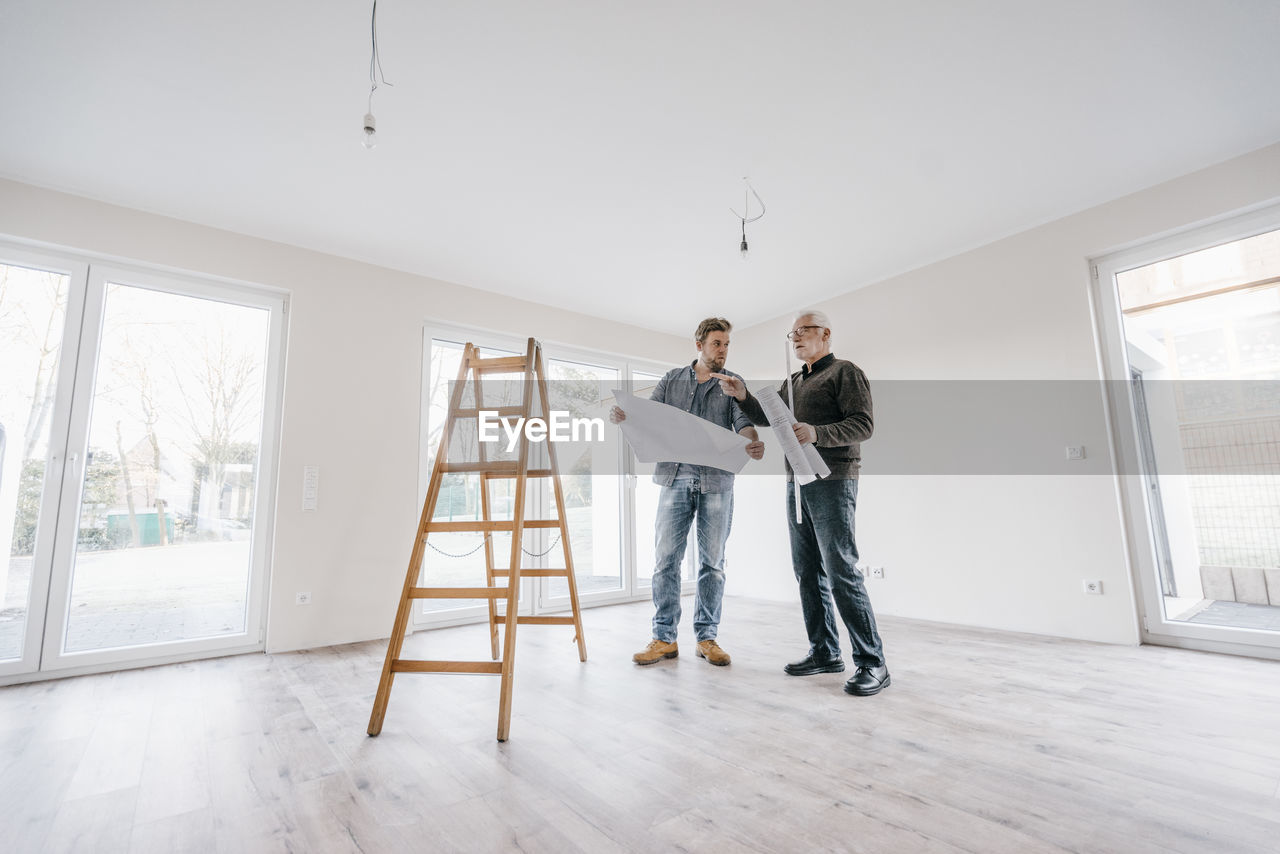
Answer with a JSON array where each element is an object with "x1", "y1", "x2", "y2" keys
[{"x1": 755, "y1": 386, "x2": 831, "y2": 487}]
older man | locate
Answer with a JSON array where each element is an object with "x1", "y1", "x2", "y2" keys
[
  {"x1": 611, "y1": 317, "x2": 764, "y2": 667},
  {"x1": 715, "y1": 310, "x2": 889, "y2": 696}
]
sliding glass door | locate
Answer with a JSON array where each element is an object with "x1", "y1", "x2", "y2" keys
[
  {"x1": 0, "y1": 250, "x2": 84, "y2": 676},
  {"x1": 0, "y1": 248, "x2": 285, "y2": 680},
  {"x1": 630, "y1": 368, "x2": 696, "y2": 591},
  {"x1": 1093, "y1": 205, "x2": 1280, "y2": 658},
  {"x1": 541, "y1": 353, "x2": 624, "y2": 607},
  {"x1": 416, "y1": 325, "x2": 673, "y2": 628},
  {"x1": 415, "y1": 334, "x2": 526, "y2": 626}
]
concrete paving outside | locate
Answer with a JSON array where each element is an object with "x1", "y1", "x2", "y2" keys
[
  {"x1": 1, "y1": 506, "x2": 686, "y2": 663},
  {"x1": 0, "y1": 541, "x2": 249, "y2": 660}
]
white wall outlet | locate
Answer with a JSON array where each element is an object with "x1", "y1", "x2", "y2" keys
[
  {"x1": 1082, "y1": 579, "x2": 1102, "y2": 595},
  {"x1": 871, "y1": 566, "x2": 885, "y2": 579},
  {"x1": 296, "y1": 591, "x2": 312, "y2": 605},
  {"x1": 1066, "y1": 446, "x2": 1086, "y2": 461}
]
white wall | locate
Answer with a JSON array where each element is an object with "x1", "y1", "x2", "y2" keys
[
  {"x1": 727, "y1": 142, "x2": 1280, "y2": 645},
  {"x1": 0, "y1": 179, "x2": 689, "y2": 652}
]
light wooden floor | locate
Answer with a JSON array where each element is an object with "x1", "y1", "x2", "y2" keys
[{"x1": 2, "y1": 597, "x2": 1279, "y2": 853}]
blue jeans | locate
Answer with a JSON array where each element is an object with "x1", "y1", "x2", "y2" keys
[
  {"x1": 787, "y1": 478, "x2": 885, "y2": 667},
  {"x1": 651, "y1": 478, "x2": 733, "y2": 643}
]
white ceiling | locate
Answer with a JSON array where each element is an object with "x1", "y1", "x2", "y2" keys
[{"x1": 3, "y1": 1, "x2": 1280, "y2": 335}]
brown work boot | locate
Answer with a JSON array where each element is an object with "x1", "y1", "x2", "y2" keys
[
  {"x1": 633, "y1": 638, "x2": 678, "y2": 665},
  {"x1": 696, "y1": 639, "x2": 731, "y2": 666}
]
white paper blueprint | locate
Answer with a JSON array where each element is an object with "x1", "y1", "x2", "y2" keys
[
  {"x1": 755, "y1": 386, "x2": 830, "y2": 486},
  {"x1": 612, "y1": 389, "x2": 750, "y2": 474}
]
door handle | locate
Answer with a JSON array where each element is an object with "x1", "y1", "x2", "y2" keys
[{"x1": 61, "y1": 451, "x2": 82, "y2": 488}]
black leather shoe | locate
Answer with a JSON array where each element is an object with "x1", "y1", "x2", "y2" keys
[
  {"x1": 843, "y1": 665, "x2": 890, "y2": 696},
  {"x1": 784, "y1": 654, "x2": 845, "y2": 676}
]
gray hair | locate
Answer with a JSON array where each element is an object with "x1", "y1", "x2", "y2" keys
[{"x1": 794, "y1": 309, "x2": 831, "y2": 330}]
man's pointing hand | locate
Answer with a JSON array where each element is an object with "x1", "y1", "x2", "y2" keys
[{"x1": 709, "y1": 372, "x2": 746, "y2": 401}]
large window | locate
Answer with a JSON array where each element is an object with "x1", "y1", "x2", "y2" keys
[
  {"x1": 417, "y1": 337, "x2": 522, "y2": 618},
  {"x1": 1093, "y1": 205, "x2": 1280, "y2": 658},
  {"x1": 631, "y1": 369, "x2": 696, "y2": 588},
  {"x1": 0, "y1": 245, "x2": 285, "y2": 681},
  {"x1": 0, "y1": 258, "x2": 70, "y2": 666},
  {"x1": 544, "y1": 355, "x2": 622, "y2": 602},
  {"x1": 415, "y1": 326, "x2": 690, "y2": 627}
]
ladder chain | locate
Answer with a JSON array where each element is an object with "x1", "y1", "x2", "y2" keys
[
  {"x1": 425, "y1": 531, "x2": 563, "y2": 559},
  {"x1": 425, "y1": 537, "x2": 491, "y2": 558},
  {"x1": 521, "y1": 532, "x2": 562, "y2": 558}
]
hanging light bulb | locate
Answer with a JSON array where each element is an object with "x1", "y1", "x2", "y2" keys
[
  {"x1": 730, "y1": 177, "x2": 766, "y2": 260},
  {"x1": 361, "y1": 0, "x2": 391, "y2": 150}
]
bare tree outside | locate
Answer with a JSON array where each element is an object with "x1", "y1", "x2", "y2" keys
[
  {"x1": 1, "y1": 268, "x2": 277, "y2": 660},
  {"x1": 110, "y1": 328, "x2": 169, "y2": 545},
  {"x1": 0, "y1": 267, "x2": 67, "y2": 465},
  {"x1": 0, "y1": 263, "x2": 70, "y2": 660},
  {"x1": 59, "y1": 284, "x2": 270, "y2": 652},
  {"x1": 175, "y1": 323, "x2": 262, "y2": 539}
]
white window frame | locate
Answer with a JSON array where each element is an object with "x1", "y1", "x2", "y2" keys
[
  {"x1": 0, "y1": 238, "x2": 287, "y2": 683},
  {"x1": 414, "y1": 323, "x2": 535, "y2": 630},
  {"x1": 414, "y1": 321, "x2": 691, "y2": 631},
  {"x1": 626, "y1": 364, "x2": 699, "y2": 593},
  {"x1": 0, "y1": 243, "x2": 88, "y2": 679},
  {"x1": 537, "y1": 340, "x2": 635, "y2": 611},
  {"x1": 1089, "y1": 200, "x2": 1280, "y2": 661}
]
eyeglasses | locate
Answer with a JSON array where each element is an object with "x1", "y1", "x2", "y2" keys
[{"x1": 785, "y1": 325, "x2": 823, "y2": 341}]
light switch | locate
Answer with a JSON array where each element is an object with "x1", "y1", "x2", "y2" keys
[{"x1": 302, "y1": 465, "x2": 319, "y2": 511}]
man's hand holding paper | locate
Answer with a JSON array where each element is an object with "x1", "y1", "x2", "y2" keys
[
  {"x1": 751, "y1": 386, "x2": 831, "y2": 486},
  {"x1": 612, "y1": 389, "x2": 754, "y2": 474}
]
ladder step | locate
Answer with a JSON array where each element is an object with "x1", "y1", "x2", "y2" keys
[
  {"x1": 514, "y1": 616, "x2": 576, "y2": 626},
  {"x1": 440, "y1": 461, "x2": 519, "y2": 473},
  {"x1": 468, "y1": 356, "x2": 529, "y2": 372},
  {"x1": 427, "y1": 520, "x2": 515, "y2": 532},
  {"x1": 392, "y1": 659, "x2": 504, "y2": 674},
  {"x1": 491, "y1": 568, "x2": 569, "y2": 577},
  {"x1": 409, "y1": 586, "x2": 512, "y2": 599},
  {"x1": 453, "y1": 406, "x2": 527, "y2": 419},
  {"x1": 483, "y1": 469, "x2": 553, "y2": 479},
  {"x1": 424, "y1": 518, "x2": 561, "y2": 535}
]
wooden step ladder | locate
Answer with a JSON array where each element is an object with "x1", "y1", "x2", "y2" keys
[{"x1": 367, "y1": 338, "x2": 588, "y2": 742}]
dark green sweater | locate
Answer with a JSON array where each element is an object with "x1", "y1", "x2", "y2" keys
[{"x1": 740, "y1": 353, "x2": 873, "y2": 479}]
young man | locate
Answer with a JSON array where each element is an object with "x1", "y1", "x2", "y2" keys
[
  {"x1": 715, "y1": 310, "x2": 889, "y2": 696},
  {"x1": 610, "y1": 317, "x2": 764, "y2": 666}
]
